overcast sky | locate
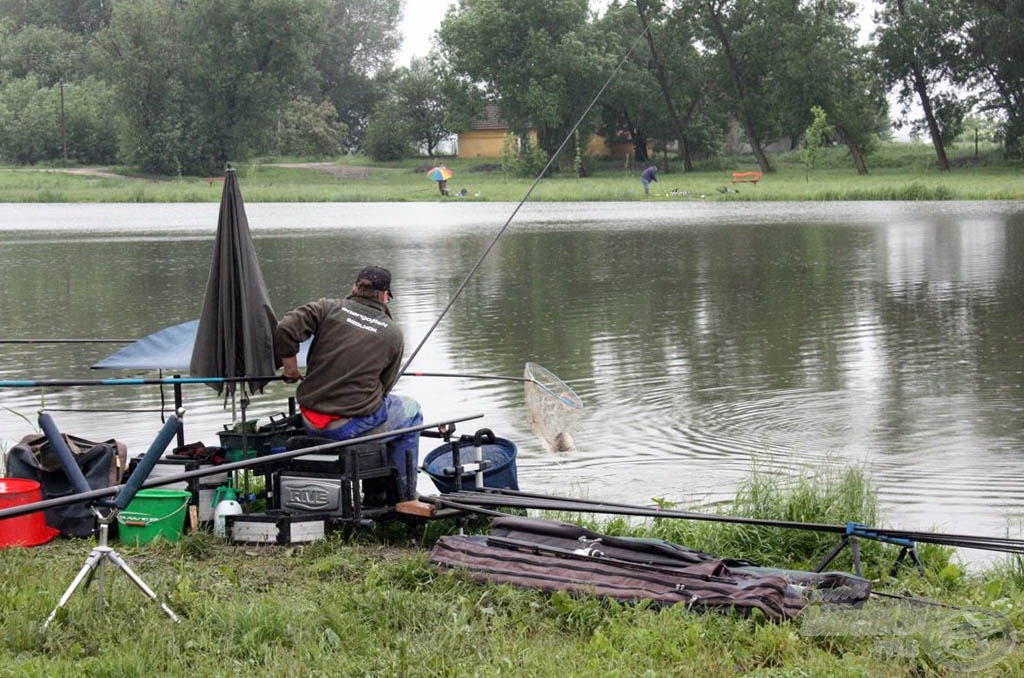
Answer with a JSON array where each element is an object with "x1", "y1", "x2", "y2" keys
[
  {"x1": 396, "y1": 1, "x2": 876, "y2": 64},
  {"x1": 396, "y1": 2, "x2": 449, "y2": 63}
]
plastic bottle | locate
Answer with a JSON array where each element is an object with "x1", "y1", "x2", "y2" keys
[{"x1": 212, "y1": 485, "x2": 243, "y2": 538}]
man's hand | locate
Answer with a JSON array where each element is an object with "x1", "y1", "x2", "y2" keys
[{"x1": 280, "y1": 356, "x2": 303, "y2": 384}]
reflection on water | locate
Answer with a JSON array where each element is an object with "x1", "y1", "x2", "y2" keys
[{"x1": 2, "y1": 201, "x2": 1023, "y2": 567}]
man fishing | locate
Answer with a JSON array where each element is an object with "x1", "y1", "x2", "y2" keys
[
  {"x1": 641, "y1": 164, "x2": 658, "y2": 197},
  {"x1": 274, "y1": 266, "x2": 423, "y2": 503}
]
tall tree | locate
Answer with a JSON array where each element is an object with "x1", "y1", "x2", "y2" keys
[
  {"x1": 595, "y1": 1, "x2": 715, "y2": 170},
  {"x1": 657, "y1": 3, "x2": 721, "y2": 168},
  {"x1": 828, "y1": 49, "x2": 888, "y2": 175},
  {"x1": 98, "y1": 0, "x2": 188, "y2": 173},
  {"x1": 768, "y1": 0, "x2": 883, "y2": 174},
  {"x1": 438, "y1": 0, "x2": 610, "y2": 165},
  {"x1": 873, "y1": 0, "x2": 968, "y2": 171},
  {"x1": 689, "y1": 0, "x2": 781, "y2": 173},
  {"x1": 635, "y1": 0, "x2": 693, "y2": 168},
  {"x1": 594, "y1": 6, "x2": 664, "y2": 166},
  {"x1": 100, "y1": 0, "x2": 319, "y2": 174},
  {"x1": 392, "y1": 58, "x2": 453, "y2": 158},
  {"x1": 0, "y1": 0, "x2": 111, "y2": 34},
  {"x1": 959, "y1": 0, "x2": 1024, "y2": 157},
  {"x1": 0, "y1": 24, "x2": 86, "y2": 162},
  {"x1": 311, "y1": 0, "x2": 402, "y2": 151},
  {"x1": 179, "y1": 0, "x2": 319, "y2": 168}
]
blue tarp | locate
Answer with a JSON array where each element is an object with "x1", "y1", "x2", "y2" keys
[{"x1": 93, "y1": 320, "x2": 309, "y2": 371}]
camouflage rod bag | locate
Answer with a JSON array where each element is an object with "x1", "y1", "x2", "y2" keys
[{"x1": 430, "y1": 516, "x2": 871, "y2": 621}]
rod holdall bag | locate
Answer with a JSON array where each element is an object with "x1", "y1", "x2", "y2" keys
[{"x1": 4, "y1": 433, "x2": 128, "y2": 537}]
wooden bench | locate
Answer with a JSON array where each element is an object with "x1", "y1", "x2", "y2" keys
[{"x1": 732, "y1": 171, "x2": 762, "y2": 185}]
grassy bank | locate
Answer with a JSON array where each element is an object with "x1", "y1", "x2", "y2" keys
[
  {"x1": 1, "y1": 465, "x2": 1021, "y2": 676},
  {"x1": 1, "y1": 142, "x2": 1022, "y2": 203}
]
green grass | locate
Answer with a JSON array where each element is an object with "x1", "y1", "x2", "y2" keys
[
  {"x1": 1, "y1": 141, "x2": 1022, "y2": 203},
  {"x1": 1, "y1": 465, "x2": 1022, "y2": 676}
]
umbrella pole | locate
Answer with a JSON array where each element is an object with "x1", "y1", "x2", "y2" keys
[{"x1": 239, "y1": 385, "x2": 251, "y2": 500}]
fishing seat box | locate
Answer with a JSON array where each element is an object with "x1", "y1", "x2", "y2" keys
[
  {"x1": 129, "y1": 456, "x2": 230, "y2": 524},
  {"x1": 226, "y1": 510, "x2": 333, "y2": 545}
]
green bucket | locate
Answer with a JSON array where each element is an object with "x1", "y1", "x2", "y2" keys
[{"x1": 118, "y1": 489, "x2": 191, "y2": 545}]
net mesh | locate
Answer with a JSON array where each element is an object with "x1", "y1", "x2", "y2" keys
[{"x1": 523, "y1": 362, "x2": 584, "y2": 451}]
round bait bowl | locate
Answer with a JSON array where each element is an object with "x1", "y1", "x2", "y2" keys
[
  {"x1": 423, "y1": 438, "x2": 519, "y2": 494},
  {"x1": 0, "y1": 478, "x2": 59, "y2": 548}
]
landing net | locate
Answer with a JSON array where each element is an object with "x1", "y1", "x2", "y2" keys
[{"x1": 523, "y1": 362, "x2": 584, "y2": 451}]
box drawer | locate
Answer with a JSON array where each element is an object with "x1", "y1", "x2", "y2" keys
[{"x1": 226, "y1": 511, "x2": 332, "y2": 544}]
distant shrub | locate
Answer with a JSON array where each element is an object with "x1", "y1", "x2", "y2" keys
[
  {"x1": 501, "y1": 132, "x2": 548, "y2": 178},
  {"x1": 276, "y1": 96, "x2": 346, "y2": 158},
  {"x1": 0, "y1": 75, "x2": 119, "y2": 165},
  {"x1": 364, "y1": 101, "x2": 413, "y2": 161}
]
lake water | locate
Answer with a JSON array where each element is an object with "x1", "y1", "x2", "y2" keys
[{"x1": 2, "y1": 200, "x2": 1023, "y2": 567}]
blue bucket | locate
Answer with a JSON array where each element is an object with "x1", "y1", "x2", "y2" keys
[{"x1": 423, "y1": 437, "x2": 519, "y2": 493}]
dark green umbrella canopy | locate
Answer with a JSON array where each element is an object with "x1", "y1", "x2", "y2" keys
[{"x1": 189, "y1": 168, "x2": 278, "y2": 397}]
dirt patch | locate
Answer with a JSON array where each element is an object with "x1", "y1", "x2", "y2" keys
[
  {"x1": 274, "y1": 162, "x2": 378, "y2": 179},
  {"x1": 45, "y1": 167, "x2": 129, "y2": 180}
]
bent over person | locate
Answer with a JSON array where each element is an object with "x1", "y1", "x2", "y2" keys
[
  {"x1": 274, "y1": 266, "x2": 423, "y2": 502},
  {"x1": 641, "y1": 164, "x2": 658, "y2": 197}
]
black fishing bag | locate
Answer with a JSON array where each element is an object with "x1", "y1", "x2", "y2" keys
[{"x1": 5, "y1": 433, "x2": 127, "y2": 538}]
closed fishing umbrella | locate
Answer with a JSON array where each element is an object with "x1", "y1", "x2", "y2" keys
[
  {"x1": 426, "y1": 166, "x2": 453, "y2": 182},
  {"x1": 189, "y1": 167, "x2": 278, "y2": 398}
]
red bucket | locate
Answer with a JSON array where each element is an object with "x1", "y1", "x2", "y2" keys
[{"x1": 0, "y1": 478, "x2": 59, "y2": 548}]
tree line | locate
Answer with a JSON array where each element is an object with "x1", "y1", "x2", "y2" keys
[{"x1": 0, "y1": 0, "x2": 1020, "y2": 176}]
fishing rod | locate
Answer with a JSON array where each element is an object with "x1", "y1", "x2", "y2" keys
[
  {"x1": 0, "y1": 413, "x2": 484, "y2": 522},
  {"x1": 0, "y1": 375, "x2": 283, "y2": 388},
  {"x1": 433, "y1": 490, "x2": 1024, "y2": 555},
  {"x1": 0, "y1": 339, "x2": 133, "y2": 344},
  {"x1": 0, "y1": 372, "x2": 534, "y2": 389},
  {"x1": 397, "y1": 25, "x2": 651, "y2": 380}
]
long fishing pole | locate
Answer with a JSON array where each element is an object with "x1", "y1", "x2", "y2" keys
[
  {"x1": 0, "y1": 373, "x2": 530, "y2": 389},
  {"x1": 0, "y1": 375, "x2": 283, "y2": 388},
  {"x1": 434, "y1": 490, "x2": 1024, "y2": 555},
  {"x1": 0, "y1": 413, "x2": 483, "y2": 522},
  {"x1": 0, "y1": 339, "x2": 132, "y2": 344},
  {"x1": 0, "y1": 371, "x2": 541, "y2": 389},
  {"x1": 397, "y1": 25, "x2": 651, "y2": 380}
]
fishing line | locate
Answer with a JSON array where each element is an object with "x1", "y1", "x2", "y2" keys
[{"x1": 398, "y1": 24, "x2": 651, "y2": 379}]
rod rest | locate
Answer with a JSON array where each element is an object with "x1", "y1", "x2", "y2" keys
[
  {"x1": 113, "y1": 414, "x2": 183, "y2": 509},
  {"x1": 37, "y1": 411, "x2": 92, "y2": 496}
]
